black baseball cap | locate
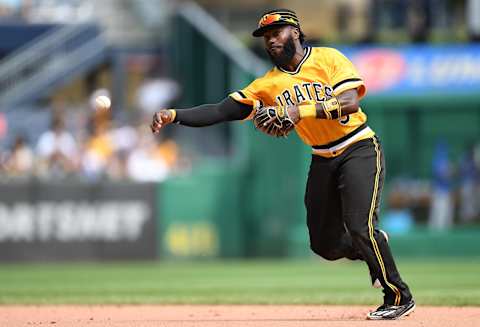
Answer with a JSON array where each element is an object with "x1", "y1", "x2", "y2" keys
[{"x1": 252, "y1": 9, "x2": 301, "y2": 37}]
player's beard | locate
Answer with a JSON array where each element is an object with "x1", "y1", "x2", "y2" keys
[{"x1": 266, "y1": 35, "x2": 296, "y2": 69}]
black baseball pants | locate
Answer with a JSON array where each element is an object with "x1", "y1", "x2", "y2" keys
[{"x1": 305, "y1": 136, "x2": 412, "y2": 306}]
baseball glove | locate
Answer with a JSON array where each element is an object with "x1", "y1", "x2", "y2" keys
[{"x1": 253, "y1": 105, "x2": 295, "y2": 137}]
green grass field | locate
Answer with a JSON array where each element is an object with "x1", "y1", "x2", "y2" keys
[{"x1": 1, "y1": 258, "x2": 479, "y2": 306}]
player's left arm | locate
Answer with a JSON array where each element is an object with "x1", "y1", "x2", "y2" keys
[
  {"x1": 286, "y1": 89, "x2": 359, "y2": 123},
  {"x1": 315, "y1": 88, "x2": 359, "y2": 119}
]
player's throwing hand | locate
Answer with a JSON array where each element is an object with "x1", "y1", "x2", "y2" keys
[{"x1": 151, "y1": 109, "x2": 176, "y2": 134}]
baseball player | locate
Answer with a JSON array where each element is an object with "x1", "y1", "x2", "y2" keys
[{"x1": 151, "y1": 9, "x2": 415, "y2": 320}]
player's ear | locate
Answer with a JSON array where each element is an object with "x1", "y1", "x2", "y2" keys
[{"x1": 292, "y1": 27, "x2": 300, "y2": 40}]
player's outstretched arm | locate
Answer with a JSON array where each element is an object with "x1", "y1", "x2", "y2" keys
[{"x1": 151, "y1": 97, "x2": 253, "y2": 133}]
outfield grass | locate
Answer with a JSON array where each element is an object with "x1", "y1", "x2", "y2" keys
[{"x1": 0, "y1": 258, "x2": 479, "y2": 306}]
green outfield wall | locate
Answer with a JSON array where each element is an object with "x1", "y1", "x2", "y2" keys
[
  {"x1": 157, "y1": 167, "x2": 480, "y2": 259},
  {"x1": 363, "y1": 95, "x2": 480, "y2": 179}
]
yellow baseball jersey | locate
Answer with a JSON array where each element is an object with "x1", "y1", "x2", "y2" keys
[{"x1": 229, "y1": 46, "x2": 375, "y2": 157}]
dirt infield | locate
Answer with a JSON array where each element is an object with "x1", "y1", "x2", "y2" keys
[{"x1": 1, "y1": 305, "x2": 479, "y2": 327}]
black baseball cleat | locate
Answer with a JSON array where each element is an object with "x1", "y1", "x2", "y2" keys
[{"x1": 366, "y1": 299, "x2": 416, "y2": 320}]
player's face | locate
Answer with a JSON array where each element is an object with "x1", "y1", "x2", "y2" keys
[{"x1": 263, "y1": 26, "x2": 296, "y2": 67}]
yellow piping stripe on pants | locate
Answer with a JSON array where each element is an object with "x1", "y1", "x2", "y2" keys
[{"x1": 369, "y1": 137, "x2": 402, "y2": 306}]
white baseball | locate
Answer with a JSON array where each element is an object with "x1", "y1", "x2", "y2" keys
[{"x1": 95, "y1": 95, "x2": 111, "y2": 110}]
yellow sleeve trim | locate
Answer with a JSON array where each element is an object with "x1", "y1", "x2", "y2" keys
[
  {"x1": 229, "y1": 92, "x2": 256, "y2": 106},
  {"x1": 229, "y1": 91, "x2": 245, "y2": 102},
  {"x1": 333, "y1": 80, "x2": 366, "y2": 98},
  {"x1": 228, "y1": 91, "x2": 258, "y2": 121}
]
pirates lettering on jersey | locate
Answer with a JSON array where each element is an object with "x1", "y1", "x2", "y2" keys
[
  {"x1": 301, "y1": 83, "x2": 313, "y2": 100},
  {"x1": 281, "y1": 89, "x2": 295, "y2": 106},
  {"x1": 293, "y1": 84, "x2": 306, "y2": 103},
  {"x1": 276, "y1": 82, "x2": 331, "y2": 106},
  {"x1": 312, "y1": 83, "x2": 324, "y2": 102},
  {"x1": 324, "y1": 85, "x2": 334, "y2": 98}
]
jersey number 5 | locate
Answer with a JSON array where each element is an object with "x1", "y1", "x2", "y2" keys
[{"x1": 339, "y1": 115, "x2": 350, "y2": 125}]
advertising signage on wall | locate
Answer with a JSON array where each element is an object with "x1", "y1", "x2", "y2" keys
[
  {"x1": 0, "y1": 182, "x2": 157, "y2": 262},
  {"x1": 0, "y1": 201, "x2": 150, "y2": 243},
  {"x1": 341, "y1": 45, "x2": 480, "y2": 96}
]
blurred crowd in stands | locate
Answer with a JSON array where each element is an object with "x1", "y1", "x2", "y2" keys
[
  {"x1": 198, "y1": 0, "x2": 480, "y2": 46},
  {"x1": 428, "y1": 140, "x2": 480, "y2": 228},
  {"x1": 0, "y1": 104, "x2": 186, "y2": 182},
  {"x1": 383, "y1": 141, "x2": 480, "y2": 231},
  {"x1": 0, "y1": 75, "x2": 186, "y2": 183},
  {"x1": 2, "y1": 0, "x2": 480, "y2": 42},
  {"x1": 0, "y1": 104, "x2": 185, "y2": 182}
]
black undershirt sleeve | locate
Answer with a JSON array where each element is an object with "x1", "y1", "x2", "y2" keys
[{"x1": 174, "y1": 97, "x2": 253, "y2": 127}]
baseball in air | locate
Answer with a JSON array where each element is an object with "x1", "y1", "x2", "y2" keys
[{"x1": 94, "y1": 95, "x2": 111, "y2": 110}]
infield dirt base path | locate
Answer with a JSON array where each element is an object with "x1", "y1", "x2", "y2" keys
[{"x1": 1, "y1": 305, "x2": 479, "y2": 327}]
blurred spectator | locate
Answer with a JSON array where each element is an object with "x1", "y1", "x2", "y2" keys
[
  {"x1": 2, "y1": 135, "x2": 34, "y2": 178},
  {"x1": 81, "y1": 111, "x2": 115, "y2": 181},
  {"x1": 36, "y1": 114, "x2": 79, "y2": 179},
  {"x1": 467, "y1": 0, "x2": 480, "y2": 41},
  {"x1": 458, "y1": 144, "x2": 480, "y2": 223},
  {"x1": 156, "y1": 137, "x2": 179, "y2": 170},
  {"x1": 428, "y1": 140, "x2": 454, "y2": 230},
  {"x1": 136, "y1": 74, "x2": 180, "y2": 118},
  {"x1": 407, "y1": 0, "x2": 432, "y2": 43},
  {"x1": 362, "y1": 0, "x2": 405, "y2": 43},
  {"x1": 127, "y1": 127, "x2": 178, "y2": 182},
  {"x1": 106, "y1": 124, "x2": 139, "y2": 180}
]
